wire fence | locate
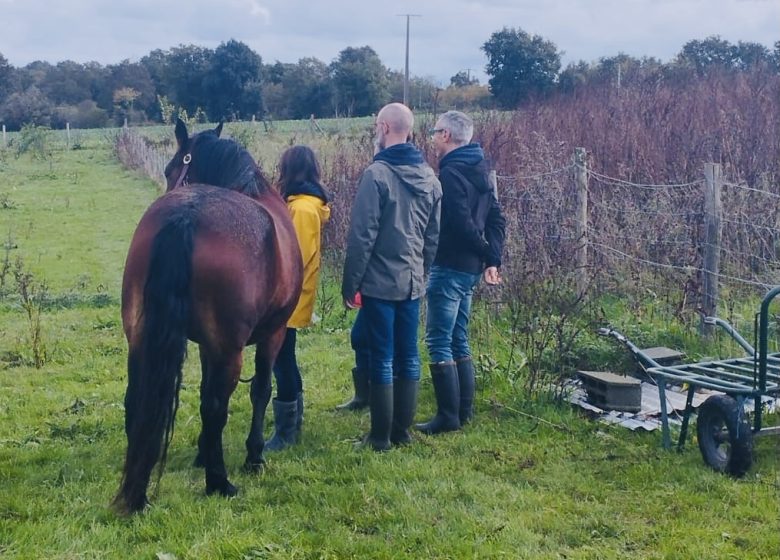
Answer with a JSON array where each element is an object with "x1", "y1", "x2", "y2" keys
[
  {"x1": 491, "y1": 157, "x2": 780, "y2": 315},
  {"x1": 114, "y1": 124, "x2": 780, "y2": 316}
]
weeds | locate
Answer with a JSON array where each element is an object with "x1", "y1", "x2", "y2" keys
[
  {"x1": 15, "y1": 124, "x2": 54, "y2": 164},
  {"x1": 0, "y1": 192, "x2": 17, "y2": 209},
  {"x1": 12, "y1": 257, "x2": 48, "y2": 368},
  {"x1": 0, "y1": 229, "x2": 16, "y2": 295}
]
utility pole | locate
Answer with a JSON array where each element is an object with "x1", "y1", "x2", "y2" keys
[{"x1": 397, "y1": 14, "x2": 421, "y2": 106}]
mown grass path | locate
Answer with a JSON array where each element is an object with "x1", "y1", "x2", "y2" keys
[{"x1": 0, "y1": 145, "x2": 778, "y2": 559}]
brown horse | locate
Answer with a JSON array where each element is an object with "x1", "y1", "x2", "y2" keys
[{"x1": 114, "y1": 119, "x2": 302, "y2": 514}]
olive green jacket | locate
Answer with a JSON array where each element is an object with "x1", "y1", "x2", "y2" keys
[{"x1": 342, "y1": 160, "x2": 441, "y2": 301}]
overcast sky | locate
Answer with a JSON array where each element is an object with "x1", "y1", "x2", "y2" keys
[{"x1": 1, "y1": 0, "x2": 777, "y2": 85}]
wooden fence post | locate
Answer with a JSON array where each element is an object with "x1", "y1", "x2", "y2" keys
[
  {"x1": 701, "y1": 162, "x2": 722, "y2": 336},
  {"x1": 66, "y1": 122, "x2": 71, "y2": 148},
  {"x1": 2, "y1": 124, "x2": 5, "y2": 148},
  {"x1": 574, "y1": 147, "x2": 589, "y2": 299}
]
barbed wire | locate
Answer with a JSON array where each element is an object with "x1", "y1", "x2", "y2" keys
[
  {"x1": 718, "y1": 245, "x2": 780, "y2": 266},
  {"x1": 721, "y1": 218, "x2": 780, "y2": 234},
  {"x1": 587, "y1": 169, "x2": 704, "y2": 190},
  {"x1": 587, "y1": 231, "x2": 694, "y2": 246},
  {"x1": 590, "y1": 200, "x2": 700, "y2": 217},
  {"x1": 589, "y1": 242, "x2": 776, "y2": 288},
  {"x1": 496, "y1": 164, "x2": 574, "y2": 182},
  {"x1": 722, "y1": 181, "x2": 780, "y2": 199},
  {"x1": 508, "y1": 219, "x2": 573, "y2": 226}
]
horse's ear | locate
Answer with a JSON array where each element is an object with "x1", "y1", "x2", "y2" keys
[
  {"x1": 175, "y1": 118, "x2": 188, "y2": 149},
  {"x1": 214, "y1": 121, "x2": 224, "y2": 138}
]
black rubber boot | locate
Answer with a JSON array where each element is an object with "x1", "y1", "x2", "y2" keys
[
  {"x1": 296, "y1": 391, "x2": 304, "y2": 433},
  {"x1": 265, "y1": 398, "x2": 298, "y2": 452},
  {"x1": 390, "y1": 377, "x2": 419, "y2": 446},
  {"x1": 336, "y1": 368, "x2": 369, "y2": 411},
  {"x1": 362, "y1": 383, "x2": 393, "y2": 451},
  {"x1": 415, "y1": 362, "x2": 461, "y2": 435},
  {"x1": 456, "y1": 357, "x2": 475, "y2": 425}
]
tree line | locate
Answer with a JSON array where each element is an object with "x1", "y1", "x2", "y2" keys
[{"x1": 0, "y1": 30, "x2": 777, "y2": 131}]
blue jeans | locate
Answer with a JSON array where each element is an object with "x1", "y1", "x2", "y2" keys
[
  {"x1": 361, "y1": 296, "x2": 421, "y2": 385},
  {"x1": 425, "y1": 265, "x2": 482, "y2": 363},
  {"x1": 350, "y1": 308, "x2": 371, "y2": 373}
]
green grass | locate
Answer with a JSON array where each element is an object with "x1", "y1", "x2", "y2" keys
[{"x1": 0, "y1": 142, "x2": 778, "y2": 559}]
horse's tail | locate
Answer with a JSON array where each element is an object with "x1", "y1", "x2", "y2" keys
[{"x1": 114, "y1": 208, "x2": 195, "y2": 514}]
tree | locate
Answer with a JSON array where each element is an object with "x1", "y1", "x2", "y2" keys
[
  {"x1": 438, "y1": 84, "x2": 492, "y2": 111},
  {"x1": 482, "y1": 27, "x2": 561, "y2": 108},
  {"x1": 450, "y1": 71, "x2": 478, "y2": 87},
  {"x1": 0, "y1": 86, "x2": 54, "y2": 130},
  {"x1": 386, "y1": 70, "x2": 439, "y2": 111},
  {"x1": 282, "y1": 58, "x2": 333, "y2": 119},
  {"x1": 39, "y1": 60, "x2": 104, "y2": 106},
  {"x1": 732, "y1": 41, "x2": 772, "y2": 70},
  {"x1": 94, "y1": 60, "x2": 156, "y2": 123},
  {"x1": 558, "y1": 60, "x2": 591, "y2": 93},
  {"x1": 330, "y1": 46, "x2": 389, "y2": 117},
  {"x1": 676, "y1": 36, "x2": 736, "y2": 74},
  {"x1": 52, "y1": 100, "x2": 109, "y2": 129},
  {"x1": 113, "y1": 87, "x2": 141, "y2": 124},
  {"x1": 263, "y1": 61, "x2": 295, "y2": 85},
  {"x1": 140, "y1": 49, "x2": 172, "y2": 100},
  {"x1": 157, "y1": 45, "x2": 213, "y2": 117},
  {"x1": 203, "y1": 39, "x2": 264, "y2": 121},
  {"x1": 0, "y1": 53, "x2": 18, "y2": 105}
]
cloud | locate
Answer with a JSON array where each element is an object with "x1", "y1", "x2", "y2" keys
[{"x1": 0, "y1": 0, "x2": 776, "y2": 83}]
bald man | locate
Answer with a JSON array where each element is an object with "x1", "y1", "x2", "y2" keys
[{"x1": 342, "y1": 103, "x2": 442, "y2": 451}]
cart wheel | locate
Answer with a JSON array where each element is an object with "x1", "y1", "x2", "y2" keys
[{"x1": 696, "y1": 395, "x2": 753, "y2": 477}]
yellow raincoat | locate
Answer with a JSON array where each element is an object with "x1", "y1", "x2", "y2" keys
[{"x1": 287, "y1": 193, "x2": 330, "y2": 328}]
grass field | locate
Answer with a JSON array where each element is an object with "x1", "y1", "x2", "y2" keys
[{"x1": 0, "y1": 140, "x2": 778, "y2": 559}]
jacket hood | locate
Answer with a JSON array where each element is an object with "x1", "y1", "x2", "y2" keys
[
  {"x1": 440, "y1": 144, "x2": 492, "y2": 194},
  {"x1": 283, "y1": 180, "x2": 329, "y2": 203},
  {"x1": 287, "y1": 193, "x2": 331, "y2": 223},
  {"x1": 373, "y1": 143, "x2": 425, "y2": 166},
  {"x1": 439, "y1": 143, "x2": 485, "y2": 167},
  {"x1": 374, "y1": 160, "x2": 439, "y2": 196}
]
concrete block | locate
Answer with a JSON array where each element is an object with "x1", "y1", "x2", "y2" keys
[{"x1": 577, "y1": 370, "x2": 642, "y2": 412}]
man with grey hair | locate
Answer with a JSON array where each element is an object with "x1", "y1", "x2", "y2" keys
[
  {"x1": 342, "y1": 103, "x2": 442, "y2": 451},
  {"x1": 417, "y1": 110, "x2": 506, "y2": 435}
]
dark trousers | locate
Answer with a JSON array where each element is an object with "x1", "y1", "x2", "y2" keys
[
  {"x1": 273, "y1": 328, "x2": 302, "y2": 401},
  {"x1": 361, "y1": 296, "x2": 421, "y2": 385},
  {"x1": 351, "y1": 308, "x2": 371, "y2": 372}
]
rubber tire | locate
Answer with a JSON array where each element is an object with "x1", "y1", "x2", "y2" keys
[{"x1": 696, "y1": 394, "x2": 753, "y2": 477}]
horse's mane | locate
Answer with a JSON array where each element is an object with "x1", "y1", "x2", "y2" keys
[{"x1": 189, "y1": 132, "x2": 270, "y2": 197}]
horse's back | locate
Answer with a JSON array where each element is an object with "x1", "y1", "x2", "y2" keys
[{"x1": 122, "y1": 185, "x2": 302, "y2": 350}]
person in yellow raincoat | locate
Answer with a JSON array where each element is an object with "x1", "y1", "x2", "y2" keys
[{"x1": 267, "y1": 145, "x2": 330, "y2": 451}]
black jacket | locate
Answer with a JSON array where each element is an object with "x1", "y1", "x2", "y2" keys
[{"x1": 434, "y1": 146, "x2": 506, "y2": 275}]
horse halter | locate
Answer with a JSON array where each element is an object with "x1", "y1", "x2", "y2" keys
[{"x1": 172, "y1": 153, "x2": 192, "y2": 189}]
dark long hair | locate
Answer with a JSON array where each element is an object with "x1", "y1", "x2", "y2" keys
[{"x1": 276, "y1": 145, "x2": 326, "y2": 199}]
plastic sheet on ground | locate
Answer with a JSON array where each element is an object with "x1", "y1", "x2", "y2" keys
[{"x1": 566, "y1": 379, "x2": 778, "y2": 431}]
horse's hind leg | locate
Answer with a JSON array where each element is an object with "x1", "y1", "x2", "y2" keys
[
  {"x1": 245, "y1": 328, "x2": 286, "y2": 471},
  {"x1": 198, "y1": 348, "x2": 242, "y2": 497},
  {"x1": 193, "y1": 347, "x2": 210, "y2": 468}
]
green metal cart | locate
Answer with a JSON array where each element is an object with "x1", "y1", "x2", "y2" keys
[{"x1": 599, "y1": 286, "x2": 780, "y2": 476}]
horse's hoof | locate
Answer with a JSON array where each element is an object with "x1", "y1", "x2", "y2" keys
[
  {"x1": 243, "y1": 458, "x2": 265, "y2": 474},
  {"x1": 206, "y1": 480, "x2": 238, "y2": 498}
]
